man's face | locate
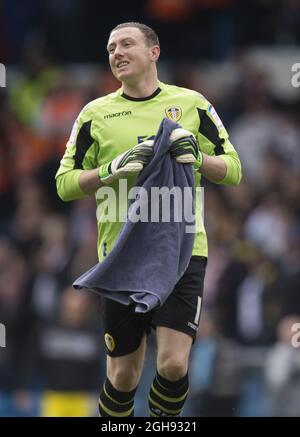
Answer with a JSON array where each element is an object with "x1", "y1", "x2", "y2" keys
[{"x1": 107, "y1": 27, "x2": 159, "y2": 83}]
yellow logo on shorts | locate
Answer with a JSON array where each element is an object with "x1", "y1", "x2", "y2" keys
[
  {"x1": 104, "y1": 333, "x2": 115, "y2": 352},
  {"x1": 165, "y1": 106, "x2": 182, "y2": 122}
]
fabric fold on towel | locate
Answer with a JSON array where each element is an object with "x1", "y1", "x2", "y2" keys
[{"x1": 73, "y1": 117, "x2": 195, "y2": 313}]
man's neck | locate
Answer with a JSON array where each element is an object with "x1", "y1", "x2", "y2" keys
[{"x1": 122, "y1": 76, "x2": 159, "y2": 99}]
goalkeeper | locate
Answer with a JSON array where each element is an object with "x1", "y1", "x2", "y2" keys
[{"x1": 56, "y1": 22, "x2": 242, "y2": 418}]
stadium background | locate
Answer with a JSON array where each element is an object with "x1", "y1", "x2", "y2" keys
[{"x1": 0, "y1": 0, "x2": 300, "y2": 417}]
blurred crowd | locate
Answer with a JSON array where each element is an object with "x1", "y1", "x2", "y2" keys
[
  {"x1": 1, "y1": 0, "x2": 300, "y2": 63},
  {"x1": 0, "y1": 1, "x2": 300, "y2": 417}
]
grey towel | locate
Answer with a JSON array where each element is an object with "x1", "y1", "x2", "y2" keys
[{"x1": 73, "y1": 118, "x2": 195, "y2": 312}]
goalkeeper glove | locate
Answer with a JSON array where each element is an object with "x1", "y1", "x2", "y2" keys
[
  {"x1": 98, "y1": 140, "x2": 154, "y2": 184},
  {"x1": 169, "y1": 128, "x2": 203, "y2": 170}
]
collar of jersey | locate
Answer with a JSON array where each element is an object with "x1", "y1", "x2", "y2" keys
[{"x1": 121, "y1": 86, "x2": 162, "y2": 101}]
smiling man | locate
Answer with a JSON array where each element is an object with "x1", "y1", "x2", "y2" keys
[
  {"x1": 56, "y1": 22, "x2": 242, "y2": 417},
  {"x1": 108, "y1": 27, "x2": 159, "y2": 92}
]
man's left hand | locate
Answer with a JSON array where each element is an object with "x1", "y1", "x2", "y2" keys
[{"x1": 169, "y1": 128, "x2": 202, "y2": 170}]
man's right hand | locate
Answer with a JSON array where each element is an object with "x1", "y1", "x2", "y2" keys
[{"x1": 98, "y1": 140, "x2": 154, "y2": 184}]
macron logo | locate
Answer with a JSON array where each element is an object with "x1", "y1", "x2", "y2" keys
[{"x1": 104, "y1": 111, "x2": 132, "y2": 119}]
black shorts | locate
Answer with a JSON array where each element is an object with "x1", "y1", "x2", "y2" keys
[{"x1": 102, "y1": 256, "x2": 207, "y2": 357}]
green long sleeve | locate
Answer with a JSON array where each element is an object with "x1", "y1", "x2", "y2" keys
[
  {"x1": 56, "y1": 169, "x2": 85, "y2": 201},
  {"x1": 218, "y1": 151, "x2": 242, "y2": 185}
]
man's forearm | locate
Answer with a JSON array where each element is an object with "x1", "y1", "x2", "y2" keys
[
  {"x1": 56, "y1": 168, "x2": 106, "y2": 202},
  {"x1": 198, "y1": 152, "x2": 242, "y2": 185},
  {"x1": 198, "y1": 153, "x2": 227, "y2": 183},
  {"x1": 79, "y1": 168, "x2": 105, "y2": 194}
]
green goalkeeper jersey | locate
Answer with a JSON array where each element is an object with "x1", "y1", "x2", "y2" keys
[{"x1": 56, "y1": 81, "x2": 242, "y2": 261}]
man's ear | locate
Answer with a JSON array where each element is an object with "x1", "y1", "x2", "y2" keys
[{"x1": 151, "y1": 45, "x2": 160, "y2": 62}]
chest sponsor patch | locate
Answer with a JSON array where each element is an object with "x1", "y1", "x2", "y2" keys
[
  {"x1": 208, "y1": 105, "x2": 223, "y2": 129},
  {"x1": 68, "y1": 119, "x2": 79, "y2": 145}
]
